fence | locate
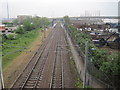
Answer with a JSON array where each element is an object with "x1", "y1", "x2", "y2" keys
[{"x1": 66, "y1": 27, "x2": 114, "y2": 88}]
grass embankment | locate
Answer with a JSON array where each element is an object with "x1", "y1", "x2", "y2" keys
[
  {"x1": 2, "y1": 29, "x2": 40, "y2": 71},
  {"x1": 69, "y1": 55, "x2": 83, "y2": 88},
  {"x1": 68, "y1": 25, "x2": 120, "y2": 88}
]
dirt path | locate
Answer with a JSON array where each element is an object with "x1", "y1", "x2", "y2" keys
[{"x1": 3, "y1": 28, "x2": 52, "y2": 88}]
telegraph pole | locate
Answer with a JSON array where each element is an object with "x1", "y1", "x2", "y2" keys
[
  {"x1": 7, "y1": 0, "x2": 9, "y2": 19},
  {"x1": 0, "y1": 55, "x2": 4, "y2": 89},
  {"x1": 43, "y1": 26, "x2": 46, "y2": 38}
]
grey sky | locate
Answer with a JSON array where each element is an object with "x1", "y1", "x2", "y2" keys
[{"x1": 0, "y1": 0, "x2": 119, "y2": 18}]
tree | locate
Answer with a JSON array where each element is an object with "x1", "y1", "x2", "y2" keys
[
  {"x1": 63, "y1": 16, "x2": 70, "y2": 30},
  {"x1": 3, "y1": 22, "x2": 13, "y2": 27},
  {"x1": 23, "y1": 19, "x2": 33, "y2": 31},
  {"x1": 32, "y1": 17, "x2": 50, "y2": 29},
  {"x1": 32, "y1": 17, "x2": 41, "y2": 29},
  {"x1": 40, "y1": 17, "x2": 50, "y2": 28},
  {"x1": 100, "y1": 53, "x2": 120, "y2": 75},
  {"x1": 12, "y1": 19, "x2": 18, "y2": 26},
  {"x1": 63, "y1": 16, "x2": 70, "y2": 24}
]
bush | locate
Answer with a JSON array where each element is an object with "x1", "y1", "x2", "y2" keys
[
  {"x1": 7, "y1": 34, "x2": 16, "y2": 40},
  {"x1": 2, "y1": 34, "x2": 8, "y2": 42},
  {"x1": 23, "y1": 19, "x2": 33, "y2": 31},
  {"x1": 68, "y1": 25, "x2": 119, "y2": 74},
  {"x1": 100, "y1": 53, "x2": 120, "y2": 75},
  {"x1": 67, "y1": 24, "x2": 120, "y2": 88},
  {"x1": 15, "y1": 26, "x2": 25, "y2": 34}
]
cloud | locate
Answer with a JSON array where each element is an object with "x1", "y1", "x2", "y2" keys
[
  {"x1": 1, "y1": 0, "x2": 119, "y2": 3},
  {"x1": 1, "y1": 0, "x2": 118, "y2": 18}
]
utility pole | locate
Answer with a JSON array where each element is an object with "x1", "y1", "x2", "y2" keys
[
  {"x1": 0, "y1": 57, "x2": 4, "y2": 89},
  {"x1": 7, "y1": 0, "x2": 9, "y2": 19},
  {"x1": 83, "y1": 41, "x2": 88, "y2": 88},
  {"x1": 44, "y1": 26, "x2": 46, "y2": 38}
]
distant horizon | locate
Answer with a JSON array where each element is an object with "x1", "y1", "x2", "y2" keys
[
  {"x1": 1, "y1": 0, "x2": 118, "y2": 19},
  {"x1": 4, "y1": 16, "x2": 117, "y2": 19},
  {"x1": 2, "y1": 14, "x2": 118, "y2": 19},
  {"x1": 2, "y1": 16, "x2": 118, "y2": 20},
  {"x1": 1, "y1": 15, "x2": 118, "y2": 20}
]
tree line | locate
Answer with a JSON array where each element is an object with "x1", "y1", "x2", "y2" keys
[{"x1": 2, "y1": 17, "x2": 50, "y2": 41}]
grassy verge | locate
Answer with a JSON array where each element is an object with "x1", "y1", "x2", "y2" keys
[
  {"x1": 2, "y1": 29, "x2": 41, "y2": 71},
  {"x1": 69, "y1": 54, "x2": 83, "y2": 88}
]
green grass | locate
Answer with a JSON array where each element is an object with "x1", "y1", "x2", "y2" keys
[
  {"x1": 70, "y1": 54, "x2": 83, "y2": 88},
  {"x1": 2, "y1": 29, "x2": 41, "y2": 71},
  {"x1": 75, "y1": 78, "x2": 83, "y2": 88}
]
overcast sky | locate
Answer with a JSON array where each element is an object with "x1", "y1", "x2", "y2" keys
[{"x1": 0, "y1": 0, "x2": 119, "y2": 18}]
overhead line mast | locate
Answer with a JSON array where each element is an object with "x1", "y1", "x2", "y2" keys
[{"x1": 7, "y1": 0, "x2": 9, "y2": 19}]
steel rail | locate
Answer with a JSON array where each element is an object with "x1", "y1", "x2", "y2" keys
[
  {"x1": 11, "y1": 28, "x2": 54, "y2": 88},
  {"x1": 21, "y1": 28, "x2": 57, "y2": 89}
]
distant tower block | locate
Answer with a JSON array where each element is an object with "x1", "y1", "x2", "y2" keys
[
  {"x1": 99, "y1": 10, "x2": 101, "y2": 16},
  {"x1": 85, "y1": 10, "x2": 100, "y2": 17}
]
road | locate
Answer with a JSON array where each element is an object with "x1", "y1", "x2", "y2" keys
[{"x1": 11, "y1": 22, "x2": 77, "y2": 88}]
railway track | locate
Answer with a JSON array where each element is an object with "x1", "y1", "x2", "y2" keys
[
  {"x1": 11, "y1": 23, "x2": 67, "y2": 89},
  {"x1": 11, "y1": 24, "x2": 56, "y2": 88},
  {"x1": 50, "y1": 31, "x2": 64, "y2": 88},
  {"x1": 35, "y1": 23, "x2": 64, "y2": 88}
]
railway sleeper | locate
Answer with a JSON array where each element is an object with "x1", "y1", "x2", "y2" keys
[
  {"x1": 24, "y1": 86, "x2": 34, "y2": 88},
  {"x1": 27, "y1": 81, "x2": 36, "y2": 84},
  {"x1": 28, "y1": 78, "x2": 38, "y2": 81},
  {"x1": 32, "y1": 75, "x2": 39, "y2": 77},
  {"x1": 25, "y1": 83, "x2": 35, "y2": 86}
]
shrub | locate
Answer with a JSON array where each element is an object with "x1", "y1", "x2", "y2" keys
[
  {"x1": 68, "y1": 25, "x2": 119, "y2": 75},
  {"x1": 2, "y1": 34, "x2": 8, "y2": 42},
  {"x1": 7, "y1": 34, "x2": 16, "y2": 40},
  {"x1": 67, "y1": 24, "x2": 120, "y2": 88},
  {"x1": 15, "y1": 26, "x2": 25, "y2": 34}
]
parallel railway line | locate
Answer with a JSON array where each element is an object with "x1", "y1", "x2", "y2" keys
[{"x1": 11, "y1": 23, "x2": 72, "y2": 89}]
